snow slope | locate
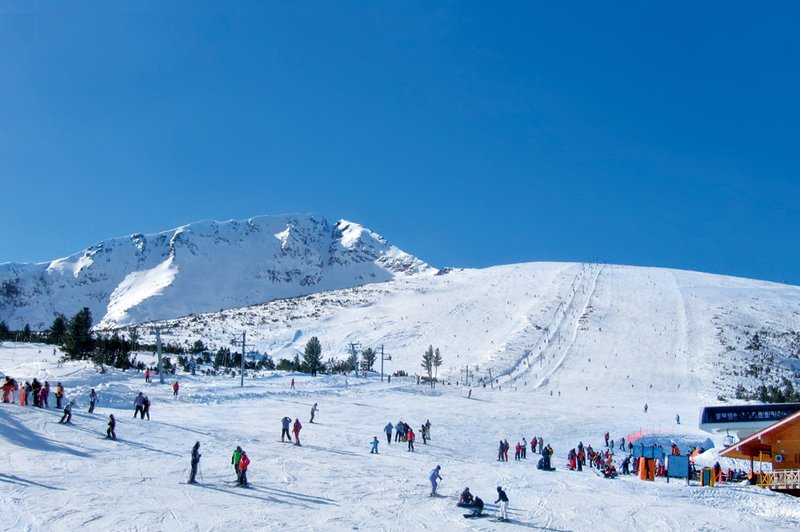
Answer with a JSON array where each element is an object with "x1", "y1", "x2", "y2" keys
[
  {"x1": 2, "y1": 342, "x2": 800, "y2": 531},
  {"x1": 2, "y1": 262, "x2": 800, "y2": 530},
  {"x1": 0, "y1": 214, "x2": 432, "y2": 330}
]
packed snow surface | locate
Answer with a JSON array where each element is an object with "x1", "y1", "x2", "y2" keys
[
  {"x1": 2, "y1": 341, "x2": 800, "y2": 531},
  {"x1": 3, "y1": 261, "x2": 800, "y2": 530}
]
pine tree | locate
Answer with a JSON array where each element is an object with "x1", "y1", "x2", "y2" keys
[
  {"x1": 63, "y1": 307, "x2": 95, "y2": 360},
  {"x1": 361, "y1": 347, "x2": 377, "y2": 372},
  {"x1": 304, "y1": 336, "x2": 322, "y2": 376},
  {"x1": 48, "y1": 314, "x2": 67, "y2": 345},
  {"x1": 421, "y1": 345, "x2": 434, "y2": 384},
  {"x1": 433, "y1": 347, "x2": 443, "y2": 387}
]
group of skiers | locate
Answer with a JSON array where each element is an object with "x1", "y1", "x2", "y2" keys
[
  {"x1": 1, "y1": 377, "x2": 59, "y2": 408},
  {"x1": 281, "y1": 416, "x2": 303, "y2": 445},
  {"x1": 133, "y1": 392, "x2": 152, "y2": 419},
  {"x1": 381, "y1": 419, "x2": 431, "y2": 452},
  {"x1": 497, "y1": 436, "x2": 549, "y2": 464},
  {"x1": 457, "y1": 484, "x2": 510, "y2": 521}
]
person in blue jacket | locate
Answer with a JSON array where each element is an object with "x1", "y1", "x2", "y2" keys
[
  {"x1": 384, "y1": 422, "x2": 393, "y2": 444},
  {"x1": 429, "y1": 465, "x2": 442, "y2": 496},
  {"x1": 371, "y1": 436, "x2": 379, "y2": 454},
  {"x1": 395, "y1": 421, "x2": 405, "y2": 442}
]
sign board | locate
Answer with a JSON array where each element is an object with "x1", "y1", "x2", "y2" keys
[
  {"x1": 633, "y1": 445, "x2": 665, "y2": 460},
  {"x1": 667, "y1": 455, "x2": 690, "y2": 478}
]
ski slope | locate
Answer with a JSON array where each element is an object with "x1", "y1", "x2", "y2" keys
[
  {"x1": 2, "y1": 341, "x2": 800, "y2": 531},
  {"x1": 3, "y1": 262, "x2": 800, "y2": 530}
]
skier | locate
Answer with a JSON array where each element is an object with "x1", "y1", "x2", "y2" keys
[
  {"x1": 371, "y1": 436, "x2": 379, "y2": 454},
  {"x1": 41, "y1": 381, "x2": 50, "y2": 408},
  {"x1": 281, "y1": 416, "x2": 292, "y2": 442},
  {"x1": 644, "y1": 403, "x2": 648, "y2": 413},
  {"x1": 88, "y1": 388, "x2": 97, "y2": 413},
  {"x1": 384, "y1": 422, "x2": 393, "y2": 444},
  {"x1": 238, "y1": 450, "x2": 250, "y2": 486},
  {"x1": 21, "y1": 381, "x2": 30, "y2": 406},
  {"x1": 59, "y1": 401, "x2": 73, "y2": 424},
  {"x1": 106, "y1": 414, "x2": 116, "y2": 440},
  {"x1": 429, "y1": 465, "x2": 442, "y2": 496},
  {"x1": 503, "y1": 439, "x2": 510, "y2": 461},
  {"x1": 310, "y1": 403, "x2": 318, "y2": 423},
  {"x1": 522, "y1": 437, "x2": 527, "y2": 459},
  {"x1": 497, "y1": 440, "x2": 505, "y2": 462},
  {"x1": 421, "y1": 424, "x2": 428, "y2": 444},
  {"x1": 495, "y1": 486, "x2": 509, "y2": 522},
  {"x1": 55, "y1": 383, "x2": 65, "y2": 409},
  {"x1": 407, "y1": 428, "x2": 415, "y2": 452},
  {"x1": 173, "y1": 381, "x2": 180, "y2": 397},
  {"x1": 145, "y1": 368, "x2": 151, "y2": 383},
  {"x1": 31, "y1": 379, "x2": 41, "y2": 407},
  {"x1": 425, "y1": 419, "x2": 431, "y2": 439},
  {"x1": 134, "y1": 392, "x2": 145, "y2": 419},
  {"x1": 189, "y1": 441, "x2": 201, "y2": 484},
  {"x1": 395, "y1": 421, "x2": 404, "y2": 442},
  {"x1": 143, "y1": 395, "x2": 151, "y2": 420},
  {"x1": 292, "y1": 418, "x2": 302, "y2": 446},
  {"x1": 515, "y1": 442, "x2": 522, "y2": 461},
  {"x1": 604, "y1": 432, "x2": 610, "y2": 447},
  {"x1": 232, "y1": 446, "x2": 242, "y2": 483},
  {"x1": 676, "y1": 413, "x2": 681, "y2": 424},
  {"x1": 290, "y1": 378, "x2": 295, "y2": 390}
]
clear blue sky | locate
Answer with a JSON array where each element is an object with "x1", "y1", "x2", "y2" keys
[{"x1": 2, "y1": 1, "x2": 798, "y2": 284}]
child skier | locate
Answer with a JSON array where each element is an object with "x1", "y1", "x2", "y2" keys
[
  {"x1": 292, "y1": 418, "x2": 302, "y2": 446},
  {"x1": 238, "y1": 450, "x2": 250, "y2": 486},
  {"x1": 59, "y1": 401, "x2": 73, "y2": 424},
  {"x1": 371, "y1": 436, "x2": 379, "y2": 454}
]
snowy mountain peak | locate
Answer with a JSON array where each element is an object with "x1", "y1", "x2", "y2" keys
[{"x1": 0, "y1": 214, "x2": 433, "y2": 329}]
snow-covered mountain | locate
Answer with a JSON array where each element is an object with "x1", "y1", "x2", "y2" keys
[{"x1": 0, "y1": 214, "x2": 432, "y2": 329}]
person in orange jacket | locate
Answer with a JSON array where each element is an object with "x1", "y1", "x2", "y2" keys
[
  {"x1": 237, "y1": 450, "x2": 250, "y2": 486},
  {"x1": 55, "y1": 383, "x2": 65, "y2": 409},
  {"x1": 173, "y1": 381, "x2": 179, "y2": 397},
  {"x1": 292, "y1": 418, "x2": 302, "y2": 446}
]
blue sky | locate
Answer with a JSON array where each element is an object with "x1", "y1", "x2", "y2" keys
[{"x1": 1, "y1": 1, "x2": 798, "y2": 284}]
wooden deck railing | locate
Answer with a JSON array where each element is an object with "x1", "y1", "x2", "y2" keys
[{"x1": 758, "y1": 469, "x2": 800, "y2": 489}]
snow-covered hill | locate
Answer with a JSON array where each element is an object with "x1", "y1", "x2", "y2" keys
[
  {"x1": 133, "y1": 262, "x2": 800, "y2": 405},
  {"x1": 0, "y1": 214, "x2": 432, "y2": 330}
]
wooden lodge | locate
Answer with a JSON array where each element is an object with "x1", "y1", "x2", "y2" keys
[{"x1": 720, "y1": 408, "x2": 800, "y2": 496}]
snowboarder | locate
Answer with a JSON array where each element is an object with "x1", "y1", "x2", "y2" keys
[
  {"x1": 371, "y1": 436, "x2": 379, "y2": 454},
  {"x1": 238, "y1": 450, "x2": 250, "y2": 486},
  {"x1": 189, "y1": 441, "x2": 201, "y2": 484},
  {"x1": 384, "y1": 422, "x2": 393, "y2": 444},
  {"x1": 134, "y1": 392, "x2": 145, "y2": 419},
  {"x1": 495, "y1": 486, "x2": 509, "y2": 522},
  {"x1": 310, "y1": 403, "x2": 318, "y2": 423},
  {"x1": 106, "y1": 414, "x2": 116, "y2": 440},
  {"x1": 470, "y1": 496, "x2": 484, "y2": 517},
  {"x1": 55, "y1": 382, "x2": 64, "y2": 409},
  {"x1": 292, "y1": 418, "x2": 302, "y2": 446},
  {"x1": 88, "y1": 388, "x2": 97, "y2": 413},
  {"x1": 281, "y1": 416, "x2": 292, "y2": 442},
  {"x1": 173, "y1": 381, "x2": 180, "y2": 397},
  {"x1": 407, "y1": 428, "x2": 415, "y2": 452},
  {"x1": 232, "y1": 446, "x2": 242, "y2": 483},
  {"x1": 429, "y1": 465, "x2": 442, "y2": 496},
  {"x1": 58, "y1": 401, "x2": 73, "y2": 424},
  {"x1": 143, "y1": 395, "x2": 151, "y2": 420}
]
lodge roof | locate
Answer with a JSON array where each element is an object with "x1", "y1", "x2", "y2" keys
[{"x1": 720, "y1": 408, "x2": 800, "y2": 461}]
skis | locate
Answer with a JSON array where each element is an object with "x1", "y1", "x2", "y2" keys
[{"x1": 463, "y1": 513, "x2": 489, "y2": 519}]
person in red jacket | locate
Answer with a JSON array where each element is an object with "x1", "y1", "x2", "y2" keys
[
  {"x1": 292, "y1": 418, "x2": 302, "y2": 446},
  {"x1": 407, "y1": 428, "x2": 415, "y2": 452},
  {"x1": 238, "y1": 450, "x2": 250, "y2": 486},
  {"x1": 173, "y1": 381, "x2": 179, "y2": 397}
]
